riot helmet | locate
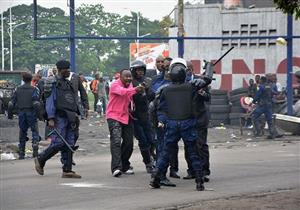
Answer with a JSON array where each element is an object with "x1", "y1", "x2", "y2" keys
[
  {"x1": 169, "y1": 58, "x2": 187, "y2": 83},
  {"x1": 130, "y1": 60, "x2": 146, "y2": 78}
]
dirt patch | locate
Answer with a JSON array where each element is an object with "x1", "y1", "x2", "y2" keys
[{"x1": 173, "y1": 189, "x2": 300, "y2": 210}]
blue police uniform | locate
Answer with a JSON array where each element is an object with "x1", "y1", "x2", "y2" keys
[
  {"x1": 149, "y1": 59, "x2": 212, "y2": 191},
  {"x1": 152, "y1": 82, "x2": 205, "y2": 190},
  {"x1": 252, "y1": 82, "x2": 277, "y2": 138},
  {"x1": 11, "y1": 83, "x2": 40, "y2": 159},
  {"x1": 35, "y1": 75, "x2": 80, "y2": 175},
  {"x1": 150, "y1": 73, "x2": 180, "y2": 182}
]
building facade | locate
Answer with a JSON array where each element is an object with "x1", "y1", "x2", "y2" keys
[{"x1": 169, "y1": 4, "x2": 300, "y2": 90}]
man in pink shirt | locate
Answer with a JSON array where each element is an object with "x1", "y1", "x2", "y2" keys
[{"x1": 106, "y1": 69, "x2": 144, "y2": 177}]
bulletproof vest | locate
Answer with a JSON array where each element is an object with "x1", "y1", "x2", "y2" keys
[
  {"x1": 56, "y1": 78, "x2": 78, "y2": 113},
  {"x1": 259, "y1": 84, "x2": 272, "y2": 105},
  {"x1": 164, "y1": 83, "x2": 193, "y2": 120},
  {"x1": 16, "y1": 84, "x2": 34, "y2": 110}
]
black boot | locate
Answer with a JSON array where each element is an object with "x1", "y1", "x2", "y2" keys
[
  {"x1": 195, "y1": 171, "x2": 205, "y2": 191},
  {"x1": 195, "y1": 177, "x2": 205, "y2": 191},
  {"x1": 149, "y1": 170, "x2": 161, "y2": 189}
]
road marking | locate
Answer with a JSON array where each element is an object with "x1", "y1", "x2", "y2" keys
[
  {"x1": 60, "y1": 182, "x2": 144, "y2": 190},
  {"x1": 278, "y1": 154, "x2": 300, "y2": 157}
]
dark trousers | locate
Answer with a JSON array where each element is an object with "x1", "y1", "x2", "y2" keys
[
  {"x1": 18, "y1": 111, "x2": 39, "y2": 157},
  {"x1": 107, "y1": 119, "x2": 134, "y2": 173},
  {"x1": 133, "y1": 119, "x2": 154, "y2": 165},
  {"x1": 184, "y1": 127, "x2": 210, "y2": 176},
  {"x1": 157, "y1": 119, "x2": 203, "y2": 177},
  {"x1": 39, "y1": 116, "x2": 76, "y2": 172},
  {"x1": 252, "y1": 104, "x2": 277, "y2": 137},
  {"x1": 156, "y1": 127, "x2": 179, "y2": 175}
]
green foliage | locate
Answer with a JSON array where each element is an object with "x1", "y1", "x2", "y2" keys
[
  {"x1": 274, "y1": 0, "x2": 300, "y2": 19},
  {"x1": 0, "y1": 4, "x2": 168, "y2": 76}
]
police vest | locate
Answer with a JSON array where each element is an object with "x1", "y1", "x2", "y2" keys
[
  {"x1": 164, "y1": 83, "x2": 193, "y2": 120},
  {"x1": 259, "y1": 84, "x2": 272, "y2": 106},
  {"x1": 16, "y1": 84, "x2": 35, "y2": 110},
  {"x1": 56, "y1": 78, "x2": 78, "y2": 113}
]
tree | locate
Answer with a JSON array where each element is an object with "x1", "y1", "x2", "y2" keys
[
  {"x1": 0, "y1": 4, "x2": 170, "y2": 76},
  {"x1": 274, "y1": 0, "x2": 300, "y2": 19}
]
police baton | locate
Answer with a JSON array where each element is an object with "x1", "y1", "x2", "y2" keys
[{"x1": 47, "y1": 129, "x2": 76, "y2": 153}]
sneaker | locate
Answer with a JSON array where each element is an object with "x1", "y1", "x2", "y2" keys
[
  {"x1": 62, "y1": 171, "x2": 82, "y2": 178},
  {"x1": 34, "y1": 157, "x2": 44, "y2": 175},
  {"x1": 160, "y1": 178, "x2": 176, "y2": 187},
  {"x1": 112, "y1": 169, "x2": 122, "y2": 177},
  {"x1": 170, "y1": 171, "x2": 180, "y2": 179},
  {"x1": 123, "y1": 168, "x2": 134, "y2": 175}
]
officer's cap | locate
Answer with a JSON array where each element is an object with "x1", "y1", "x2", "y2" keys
[{"x1": 56, "y1": 60, "x2": 70, "y2": 70}]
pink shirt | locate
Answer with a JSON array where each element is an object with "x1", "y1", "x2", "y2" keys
[{"x1": 106, "y1": 79, "x2": 137, "y2": 124}]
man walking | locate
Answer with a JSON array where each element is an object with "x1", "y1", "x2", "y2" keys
[{"x1": 34, "y1": 60, "x2": 81, "y2": 178}]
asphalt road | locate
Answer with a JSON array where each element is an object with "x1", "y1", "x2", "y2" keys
[{"x1": 1, "y1": 142, "x2": 299, "y2": 210}]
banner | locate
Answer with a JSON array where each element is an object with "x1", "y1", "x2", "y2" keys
[{"x1": 130, "y1": 43, "x2": 169, "y2": 69}]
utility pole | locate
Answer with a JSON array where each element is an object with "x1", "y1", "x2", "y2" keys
[
  {"x1": 1, "y1": 12, "x2": 4, "y2": 71},
  {"x1": 286, "y1": 14, "x2": 293, "y2": 115},
  {"x1": 177, "y1": 0, "x2": 184, "y2": 58},
  {"x1": 69, "y1": 0, "x2": 76, "y2": 72},
  {"x1": 9, "y1": 8, "x2": 13, "y2": 71}
]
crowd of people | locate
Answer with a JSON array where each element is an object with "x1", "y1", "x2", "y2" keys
[{"x1": 8, "y1": 54, "x2": 300, "y2": 191}]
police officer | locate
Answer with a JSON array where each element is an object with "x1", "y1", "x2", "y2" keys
[
  {"x1": 10, "y1": 72, "x2": 40, "y2": 159},
  {"x1": 149, "y1": 57, "x2": 178, "y2": 187},
  {"x1": 251, "y1": 76, "x2": 282, "y2": 139},
  {"x1": 34, "y1": 60, "x2": 81, "y2": 178},
  {"x1": 183, "y1": 61, "x2": 211, "y2": 182},
  {"x1": 149, "y1": 58, "x2": 212, "y2": 191},
  {"x1": 130, "y1": 60, "x2": 155, "y2": 173}
]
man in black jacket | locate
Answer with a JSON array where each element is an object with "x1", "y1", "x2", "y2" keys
[{"x1": 130, "y1": 60, "x2": 155, "y2": 173}]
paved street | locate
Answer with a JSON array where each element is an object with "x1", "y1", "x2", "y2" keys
[{"x1": 1, "y1": 141, "x2": 299, "y2": 210}]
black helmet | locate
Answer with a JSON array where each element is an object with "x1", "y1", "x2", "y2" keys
[
  {"x1": 130, "y1": 60, "x2": 146, "y2": 73},
  {"x1": 169, "y1": 58, "x2": 187, "y2": 83}
]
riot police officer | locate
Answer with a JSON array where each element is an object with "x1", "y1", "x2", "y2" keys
[
  {"x1": 130, "y1": 60, "x2": 155, "y2": 173},
  {"x1": 34, "y1": 60, "x2": 81, "y2": 178},
  {"x1": 183, "y1": 61, "x2": 211, "y2": 182},
  {"x1": 10, "y1": 72, "x2": 40, "y2": 159},
  {"x1": 252, "y1": 76, "x2": 282, "y2": 139},
  {"x1": 149, "y1": 58, "x2": 212, "y2": 191}
]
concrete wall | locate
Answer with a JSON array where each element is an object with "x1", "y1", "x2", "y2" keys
[{"x1": 169, "y1": 4, "x2": 300, "y2": 90}]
